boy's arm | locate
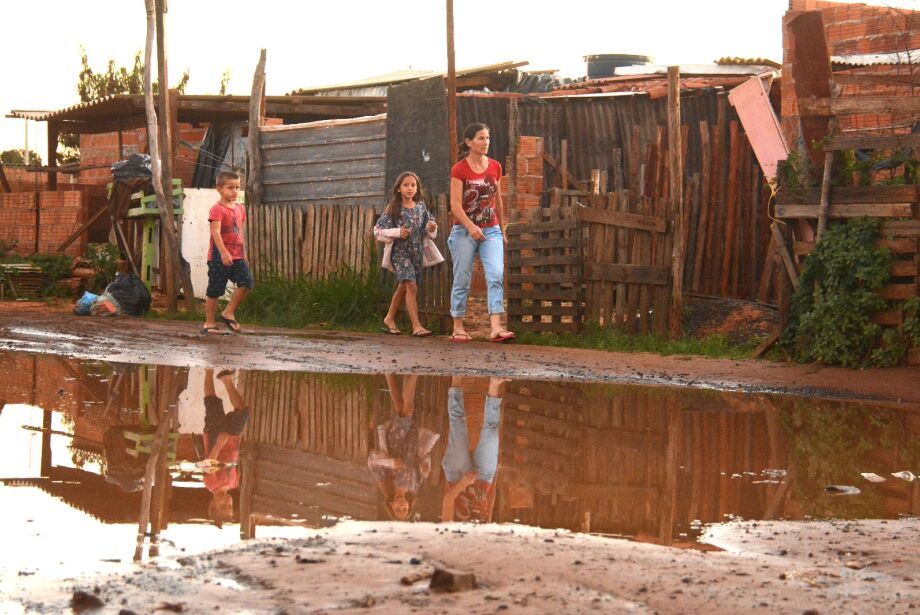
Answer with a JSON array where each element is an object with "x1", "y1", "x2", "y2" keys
[{"x1": 210, "y1": 220, "x2": 233, "y2": 266}]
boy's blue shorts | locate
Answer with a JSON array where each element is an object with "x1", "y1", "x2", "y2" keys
[{"x1": 206, "y1": 258, "x2": 253, "y2": 298}]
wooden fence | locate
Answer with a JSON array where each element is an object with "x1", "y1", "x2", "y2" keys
[{"x1": 244, "y1": 203, "x2": 378, "y2": 281}]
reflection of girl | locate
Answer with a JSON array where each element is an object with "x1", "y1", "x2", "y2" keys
[
  {"x1": 441, "y1": 377, "x2": 507, "y2": 522},
  {"x1": 368, "y1": 373, "x2": 440, "y2": 520}
]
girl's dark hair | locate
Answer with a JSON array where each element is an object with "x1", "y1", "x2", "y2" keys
[
  {"x1": 458, "y1": 122, "x2": 490, "y2": 160},
  {"x1": 384, "y1": 171, "x2": 425, "y2": 225}
]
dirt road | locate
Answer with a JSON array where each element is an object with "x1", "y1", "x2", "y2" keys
[{"x1": 1, "y1": 302, "x2": 918, "y2": 408}]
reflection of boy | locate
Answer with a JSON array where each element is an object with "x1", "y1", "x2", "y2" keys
[
  {"x1": 203, "y1": 368, "x2": 250, "y2": 527},
  {"x1": 441, "y1": 378, "x2": 504, "y2": 523}
]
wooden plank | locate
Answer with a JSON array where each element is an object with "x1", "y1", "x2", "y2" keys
[
  {"x1": 770, "y1": 222, "x2": 800, "y2": 290},
  {"x1": 507, "y1": 255, "x2": 579, "y2": 267},
  {"x1": 720, "y1": 121, "x2": 739, "y2": 297},
  {"x1": 831, "y1": 73, "x2": 920, "y2": 87},
  {"x1": 892, "y1": 260, "x2": 918, "y2": 277},
  {"x1": 509, "y1": 303, "x2": 580, "y2": 317},
  {"x1": 774, "y1": 203, "x2": 913, "y2": 218},
  {"x1": 507, "y1": 237, "x2": 578, "y2": 251},
  {"x1": 506, "y1": 219, "x2": 578, "y2": 235},
  {"x1": 516, "y1": 320, "x2": 579, "y2": 333},
  {"x1": 506, "y1": 288, "x2": 579, "y2": 301},
  {"x1": 576, "y1": 207, "x2": 667, "y2": 233},
  {"x1": 798, "y1": 96, "x2": 920, "y2": 116},
  {"x1": 824, "y1": 133, "x2": 920, "y2": 151},
  {"x1": 880, "y1": 238, "x2": 918, "y2": 253},
  {"x1": 775, "y1": 185, "x2": 916, "y2": 205},
  {"x1": 878, "y1": 284, "x2": 917, "y2": 300},
  {"x1": 793, "y1": 241, "x2": 814, "y2": 256},
  {"x1": 872, "y1": 309, "x2": 903, "y2": 326},
  {"x1": 881, "y1": 220, "x2": 920, "y2": 237},
  {"x1": 584, "y1": 263, "x2": 669, "y2": 285}
]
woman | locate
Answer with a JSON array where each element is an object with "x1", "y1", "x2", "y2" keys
[{"x1": 447, "y1": 122, "x2": 515, "y2": 343}]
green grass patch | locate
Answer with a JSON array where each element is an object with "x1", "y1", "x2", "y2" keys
[{"x1": 516, "y1": 323, "x2": 759, "y2": 359}]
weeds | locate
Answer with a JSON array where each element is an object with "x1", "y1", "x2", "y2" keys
[{"x1": 516, "y1": 323, "x2": 759, "y2": 359}]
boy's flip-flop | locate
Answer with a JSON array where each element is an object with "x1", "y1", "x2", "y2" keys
[
  {"x1": 200, "y1": 326, "x2": 225, "y2": 335},
  {"x1": 449, "y1": 332, "x2": 472, "y2": 343},
  {"x1": 219, "y1": 314, "x2": 242, "y2": 333},
  {"x1": 490, "y1": 330, "x2": 515, "y2": 343},
  {"x1": 412, "y1": 329, "x2": 432, "y2": 337},
  {"x1": 381, "y1": 325, "x2": 402, "y2": 335},
  {"x1": 216, "y1": 369, "x2": 236, "y2": 379}
]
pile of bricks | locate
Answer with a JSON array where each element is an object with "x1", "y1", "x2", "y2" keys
[{"x1": 503, "y1": 135, "x2": 544, "y2": 213}]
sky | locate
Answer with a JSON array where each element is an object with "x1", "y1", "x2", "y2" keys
[{"x1": 1, "y1": 0, "x2": 917, "y2": 161}]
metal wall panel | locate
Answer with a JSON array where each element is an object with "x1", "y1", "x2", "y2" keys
[{"x1": 260, "y1": 115, "x2": 386, "y2": 207}]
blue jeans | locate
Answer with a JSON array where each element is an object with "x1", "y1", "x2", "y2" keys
[
  {"x1": 442, "y1": 387, "x2": 501, "y2": 483},
  {"x1": 447, "y1": 224, "x2": 505, "y2": 317}
]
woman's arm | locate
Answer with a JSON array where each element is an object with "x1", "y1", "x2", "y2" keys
[
  {"x1": 494, "y1": 177, "x2": 505, "y2": 229},
  {"x1": 450, "y1": 177, "x2": 485, "y2": 240}
]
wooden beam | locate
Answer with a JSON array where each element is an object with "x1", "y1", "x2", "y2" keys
[
  {"x1": 774, "y1": 202, "x2": 914, "y2": 218},
  {"x1": 816, "y1": 150, "x2": 834, "y2": 240},
  {"x1": 831, "y1": 73, "x2": 920, "y2": 87},
  {"x1": 583, "y1": 262, "x2": 669, "y2": 285},
  {"x1": 824, "y1": 133, "x2": 920, "y2": 151},
  {"x1": 668, "y1": 66, "x2": 684, "y2": 338},
  {"x1": 541, "y1": 151, "x2": 585, "y2": 192},
  {"x1": 771, "y1": 221, "x2": 800, "y2": 290},
  {"x1": 576, "y1": 207, "x2": 667, "y2": 233},
  {"x1": 56, "y1": 205, "x2": 109, "y2": 252},
  {"x1": 155, "y1": 0, "x2": 176, "y2": 311},
  {"x1": 247, "y1": 49, "x2": 267, "y2": 210},
  {"x1": 0, "y1": 161, "x2": 11, "y2": 193},
  {"x1": 46, "y1": 120, "x2": 60, "y2": 190},
  {"x1": 775, "y1": 185, "x2": 916, "y2": 204},
  {"x1": 798, "y1": 95, "x2": 920, "y2": 116},
  {"x1": 446, "y1": 0, "x2": 457, "y2": 164}
]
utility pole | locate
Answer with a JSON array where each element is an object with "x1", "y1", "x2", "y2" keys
[{"x1": 667, "y1": 66, "x2": 683, "y2": 339}]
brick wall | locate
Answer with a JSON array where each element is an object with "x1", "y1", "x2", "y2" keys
[
  {"x1": 782, "y1": 1, "x2": 920, "y2": 145},
  {"x1": 0, "y1": 190, "x2": 86, "y2": 256},
  {"x1": 1, "y1": 167, "x2": 50, "y2": 192},
  {"x1": 79, "y1": 123, "x2": 209, "y2": 185},
  {"x1": 503, "y1": 136, "x2": 544, "y2": 212}
]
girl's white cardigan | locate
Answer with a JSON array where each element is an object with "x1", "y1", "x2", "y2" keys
[{"x1": 373, "y1": 225, "x2": 444, "y2": 273}]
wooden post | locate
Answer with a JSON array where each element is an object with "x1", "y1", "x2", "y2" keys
[
  {"x1": 0, "y1": 161, "x2": 11, "y2": 193},
  {"x1": 667, "y1": 66, "x2": 684, "y2": 338},
  {"x1": 560, "y1": 139, "x2": 568, "y2": 190},
  {"x1": 247, "y1": 49, "x2": 267, "y2": 209},
  {"x1": 155, "y1": 0, "x2": 175, "y2": 310},
  {"x1": 446, "y1": 0, "x2": 457, "y2": 161},
  {"x1": 508, "y1": 96, "x2": 519, "y2": 211},
  {"x1": 145, "y1": 0, "x2": 196, "y2": 314},
  {"x1": 816, "y1": 151, "x2": 834, "y2": 240},
  {"x1": 47, "y1": 120, "x2": 60, "y2": 191}
]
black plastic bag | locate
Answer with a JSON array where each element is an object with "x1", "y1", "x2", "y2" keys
[
  {"x1": 103, "y1": 272, "x2": 152, "y2": 316},
  {"x1": 111, "y1": 154, "x2": 152, "y2": 181}
]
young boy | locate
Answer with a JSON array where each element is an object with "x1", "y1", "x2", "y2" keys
[{"x1": 201, "y1": 171, "x2": 252, "y2": 334}]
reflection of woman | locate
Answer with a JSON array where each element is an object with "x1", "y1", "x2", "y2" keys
[
  {"x1": 441, "y1": 377, "x2": 507, "y2": 522},
  {"x1": 368, "y1": 373, "x2": 440, "y2": 520},
  {"x1": 202, "y1": 368, "x2": 250, "y2": 528}
]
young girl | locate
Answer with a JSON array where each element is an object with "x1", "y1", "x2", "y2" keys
[
  {"x1": 368, "y1": 373, "x2": 440, "y2": 521},
  {"x1": 374, "y1": 171, "x2": 443, "y2": 337},
  {"x1": 448, "y1": 122, "x2": 515, "y2": 343}
]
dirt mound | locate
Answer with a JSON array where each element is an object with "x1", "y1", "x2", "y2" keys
[{"x1": 684, "y1": 296, "x2": 778, "y2": 345}]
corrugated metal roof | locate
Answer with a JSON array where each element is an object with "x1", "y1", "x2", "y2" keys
[
  {"x1": 293, "y1": 60, "x2": 528, "y2": 95},
  {"x1": 545, "y1": 74, "x2": 756, "y2": 99},
  {"x1": 7, "y1": 93, "x2": 386, "y2": 125},
  {"x1": 832, "y1": 48, "x2": 920, "y2": 67}
]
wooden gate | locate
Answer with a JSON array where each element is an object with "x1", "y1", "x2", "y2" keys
[
  {"x1": 577, "y1": 191, "x2": 673, "y2": 335},
  {"x1": 506, "y1": 188, "x2": 673, "y2": 335},
  {"x1": 506, "y1": 202, "x2": 583, "y2": 333}
]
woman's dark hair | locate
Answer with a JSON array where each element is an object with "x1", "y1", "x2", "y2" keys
[
  {"x1": 458, "y1": 122, "x2": 490, "y2": 160},
  {"x1": 383, "y1": 171, "x2": 425, "y2": 226}
]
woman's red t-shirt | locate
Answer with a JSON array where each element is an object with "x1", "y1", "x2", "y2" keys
[{"x1": 450, "y1": 158, "x2": 502, "y2": 228}]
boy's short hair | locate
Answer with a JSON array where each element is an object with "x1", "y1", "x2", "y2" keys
[{"x1": 216, "y1": 171, "x2": 240, "y2": 187}]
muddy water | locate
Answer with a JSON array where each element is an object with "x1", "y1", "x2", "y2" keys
[{"x1": 1, "y1": 349, "x2": 917, "y2": 573}]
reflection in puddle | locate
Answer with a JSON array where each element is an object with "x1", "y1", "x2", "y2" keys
[{"x1": 0, "y1": 349, "x2": 918, "y2": 568}]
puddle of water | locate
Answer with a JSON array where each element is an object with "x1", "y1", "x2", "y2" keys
[{"x1": 1, "y1": 348, "x2": 918, "y2": 576}]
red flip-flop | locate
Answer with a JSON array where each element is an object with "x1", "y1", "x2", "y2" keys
[
  {"x1": 449, "y1": 333, "x2": 472, "y2": 343},
  {"x1": 490, "y1": 330, "x2": 515, "y2": 343}
]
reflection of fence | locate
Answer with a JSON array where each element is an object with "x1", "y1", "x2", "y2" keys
[{"x1": 237, "y1": 371, "x2": 450, "y2": 533}]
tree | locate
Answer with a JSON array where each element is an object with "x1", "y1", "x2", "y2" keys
[
  {"x1": 0, "y1": 149, "x2": 42, "y2": 166},
  {"x1": 60, "y1": 48, "x2": 191, "y2": 163}
]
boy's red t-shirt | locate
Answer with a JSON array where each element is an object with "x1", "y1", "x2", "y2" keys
[
  {"x1": 450, "y1": 158, "x2": 502, "y2": 228},
  {"x1": 207, "y1": 202, "x2": 246, "y2": 261}
]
